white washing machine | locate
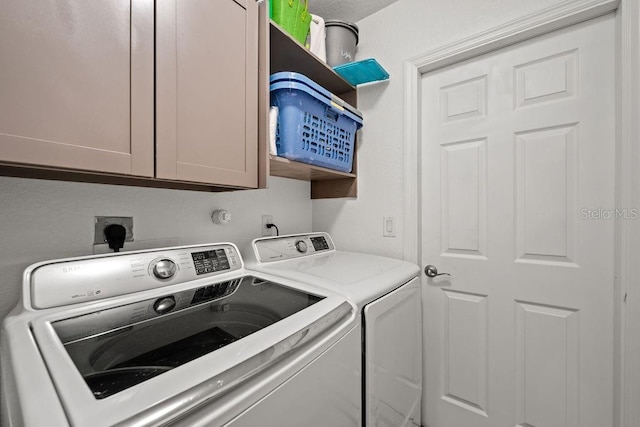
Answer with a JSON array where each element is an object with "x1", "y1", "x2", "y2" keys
[
  {"x1": 1, "y1": 242, "x2": 361, "y2": 426},
  {"x1": 244, "y1": 232, "x2": 423, "y2": 427}
]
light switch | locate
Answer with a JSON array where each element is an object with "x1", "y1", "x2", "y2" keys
[{"x1": 383, "y1": 216, "x2": 396, "y2": 237}]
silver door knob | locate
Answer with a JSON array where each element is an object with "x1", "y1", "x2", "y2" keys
[{"x1": 424, "y1": 265, "x2": 450, "y2": 278}]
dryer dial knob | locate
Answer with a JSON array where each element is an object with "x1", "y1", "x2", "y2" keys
[
  {"x1": 152, "y1": 259, "x2": 177, "y2": 279},
  {"x1": 295, "y1": 240, "x2": 308, "y2": 253}
]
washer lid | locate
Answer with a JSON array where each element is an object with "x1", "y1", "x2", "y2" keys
[
  {"x1": 24, "y1": 275, "x2": 354, "y2": 427},
  {"x1": 52, "y1": 275, "x2": 323, "y2": 400}
]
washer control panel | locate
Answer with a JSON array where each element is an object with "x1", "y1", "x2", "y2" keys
[
  {"x1": 191, "y1": 248, "x2": 231, "y2": 275},
  {"x1": 30, "y1": 243, "x2": 243, "y2": 309},
  {"x1": 252, "y1": 233, "x2": 335, "y2": 263}
]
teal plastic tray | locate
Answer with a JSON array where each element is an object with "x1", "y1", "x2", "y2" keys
[{"x1": 333, "y1": 59, "x2": 389, "y2": 86}]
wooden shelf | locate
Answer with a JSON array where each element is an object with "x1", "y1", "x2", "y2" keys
[
  {"x1": 270, "y1": 21, "x2": 355, "y2": 101},
  {"x1": 269, "y1": 21, "x2": 358, "y2": 199},
  {"x1": 269, "y1": 155, "x2": 356, "y2": 181}
]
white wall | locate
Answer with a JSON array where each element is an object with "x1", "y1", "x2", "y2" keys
[
  {"x1": 0, "y1": 176, "x2": 311, "y2": 321},
  {"x1": 312, "y1": 0, "x2": 567, "y2": 258}
]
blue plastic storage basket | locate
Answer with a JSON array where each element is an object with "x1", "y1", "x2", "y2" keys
[{"x1": 270, "y1": 72, "x2": 363, "y2": 173}]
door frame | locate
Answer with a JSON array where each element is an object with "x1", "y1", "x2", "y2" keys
[{"x1": 401, "y1": 0, "x2": 640, "y2": 426}]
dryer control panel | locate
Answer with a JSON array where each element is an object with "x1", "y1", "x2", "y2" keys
[{"x1": 252, "y1": 233, "x2": 335, "y2": 263}]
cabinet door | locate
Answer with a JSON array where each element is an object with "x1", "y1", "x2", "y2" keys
[
  {"x1": 0, "y1": 1, "x2": 154, "y2": 176},
  {"x1": 156, "y1": 0, "x2": 259, "y2": 188}
]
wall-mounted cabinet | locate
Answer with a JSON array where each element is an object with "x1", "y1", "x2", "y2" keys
[
  {"x1": 0, "y1": 0, "x2": 267, "y2": 192},
  {"x1": 269, "y1": 22, "x2": 358, "y2": 199},
  {"x1": 0, "y1": 1, "x2": 155, "y2": 178},
  {"x1": 156, "y1": 0, "x2": 260, "y2": 188}
]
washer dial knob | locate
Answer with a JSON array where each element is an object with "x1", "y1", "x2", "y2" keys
[
  {"x1": 295, "y1": 240, "x2": 308, "y2": 253},
  {"x1": 153, "y1": 296, "x2": 176, "y2": 314},
  {"x1": 152, "y1": 259, "x2": 177, "y2": 279}
]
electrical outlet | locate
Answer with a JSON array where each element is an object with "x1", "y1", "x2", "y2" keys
[
  {"x1": 262, "y1": 215, "x2": 273, "y2": 237},
  {"x1": 94, "y1": 216, "x2": 134, "y2": 245}
]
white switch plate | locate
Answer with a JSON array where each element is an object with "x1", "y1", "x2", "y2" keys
[{"x1": 383, "y1": 216, "x2": 396, "y2": 237}]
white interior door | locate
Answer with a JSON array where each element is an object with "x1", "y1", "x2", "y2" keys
[{"x1": 421, "y1": 15, "x2": 615, "y2": 427}]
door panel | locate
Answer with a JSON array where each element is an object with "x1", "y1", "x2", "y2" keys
[
  {"x1": 421, "y1": 15, "x2": 615, "y2": 427},
  {"x1": 440, "y1": 139, "x2": 488, "y2": 258},
  {"x1": 441, "y1": 290, "x2": 488, "y2": 416},
  {"x1": 515, "y1": 125, "x2": 578, "y2": 265},
  {"x1": 156, "y1": 0, "x2": 259, "y2": 188},
  {"x1": 515, "y1": 301, "x2": 579, "y2": 427},
  {"x1": 0, "y1": 0, "x2": 154, "y2": 176}
]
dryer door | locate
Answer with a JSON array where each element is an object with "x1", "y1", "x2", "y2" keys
[{"x1": 364, "y1": 276, "x2": 422, "y2": 427}]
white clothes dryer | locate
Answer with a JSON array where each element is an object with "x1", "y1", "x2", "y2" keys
[{"x1": 244, "y1": 232, "x2": 423, "y2": 427}]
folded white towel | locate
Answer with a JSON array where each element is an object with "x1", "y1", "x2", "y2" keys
[
  {"x1": 309, "y1": 14, "x2": 326, "y2": 62},
  {"x1": 269, "y1": 106, "x2": 279, "y2": 156}
]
